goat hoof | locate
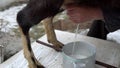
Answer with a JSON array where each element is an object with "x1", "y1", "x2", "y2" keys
[
  {"x1": 36, "y1": 63, "x2": 45, "y2": 68},
  {"x1": 29, "y1": 64, "x2": 45, "y2": 68},
  {"x1": 34, "y1": 59, "x2": 45, "y2": 68},
  {"x1": 54, "y1": 47, "x2": 62, "y2": 52},
  {"x1": 53, "y1": 42, "x2": 64, "y2": 52},
  {"x1": 37, "y1": 65, "x2": 45, "y2": 68}
]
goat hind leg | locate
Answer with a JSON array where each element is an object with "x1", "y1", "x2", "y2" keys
[{"x1": 19, "y1": 27, "x2": 44, "y2": 68}]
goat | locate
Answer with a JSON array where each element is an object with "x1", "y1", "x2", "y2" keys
[{"x1": 17, "y1": 0, "x2": 120, "y2": 68}]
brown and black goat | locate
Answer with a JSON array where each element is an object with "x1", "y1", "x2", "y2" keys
[{"x1": 17, "y1": 0, "x2": 120, "y2": 68}]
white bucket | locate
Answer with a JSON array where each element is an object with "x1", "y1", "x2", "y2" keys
[{"x1": 62, "y1": 41, "x2": 96, "y2": 68}]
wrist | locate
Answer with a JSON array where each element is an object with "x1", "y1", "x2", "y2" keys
[{"x1": 91, "y1": 8, "x2": 104, "y2": 20}]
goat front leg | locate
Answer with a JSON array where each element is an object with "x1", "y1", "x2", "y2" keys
[
  {"x1": 43, "y1": 17, "x2": 64, "y2": 51},
  {"x1": 19, "y1": 27, "x2": 44, "y2": 68}
]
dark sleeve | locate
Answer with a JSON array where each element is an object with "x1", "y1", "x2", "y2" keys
[{"x1": 102, "y1": 8, "x2": 120, "y2": 32}]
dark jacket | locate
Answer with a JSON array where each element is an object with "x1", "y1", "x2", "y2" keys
[{"x1": 102, "y1": 7, "x2": 120, "y2": 32}]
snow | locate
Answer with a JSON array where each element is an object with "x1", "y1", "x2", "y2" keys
[
  {"x1": 0, "y1": 0, "x2": 16, "y2": 8},
  {"x1": 0, "y1": 45, "x2": 4, "y2": 47},
  {"x1": 0, "y1": 4, "x2": 26, "y2": 32},
  {"x1": 107, "y1": 29, "x2": 120, "y2": 44}
]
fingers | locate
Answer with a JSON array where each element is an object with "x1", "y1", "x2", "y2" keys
[{"x1": 66, "y1": 4, "x2": 103, "y2": 23}]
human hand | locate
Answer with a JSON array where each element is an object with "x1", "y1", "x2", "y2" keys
[{"x1": 66, "y1": 4, "x2": 103, "y2": 23}]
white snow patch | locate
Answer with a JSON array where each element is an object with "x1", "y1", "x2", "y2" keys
[
  {"x1": 107, "y1": 29, "x2": 120, "y2": 44},
  {"x1": 0, "y1": 4, "x2": 26, "y2": 32}
]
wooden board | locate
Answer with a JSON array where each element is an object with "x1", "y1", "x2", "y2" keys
[{"x1": 0, "y1": 30, "x2": 120, "y2": 68}]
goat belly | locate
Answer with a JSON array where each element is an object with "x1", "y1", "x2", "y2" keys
[{"x1": 19, "y1": 0, "x2": 64, "y2": 25}]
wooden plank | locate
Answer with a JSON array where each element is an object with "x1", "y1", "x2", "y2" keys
[{"x1": 0, "y1": 30, "x2": 120, "y2": 68}]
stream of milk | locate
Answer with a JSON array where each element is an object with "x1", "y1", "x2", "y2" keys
[{"x1": 72, "y1": 24, "x2": 80, "y2": 55}]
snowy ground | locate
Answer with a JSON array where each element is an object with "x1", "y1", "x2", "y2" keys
[
  {"x1": 0, "y1": 4, "x2": 27, "y2": 61},
  {"x1": 0, "y1": 32, "x2": 22, "y2": 61},
  {"x1": 0, "y1": 4, "x2": 26, "y2": 32}
]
